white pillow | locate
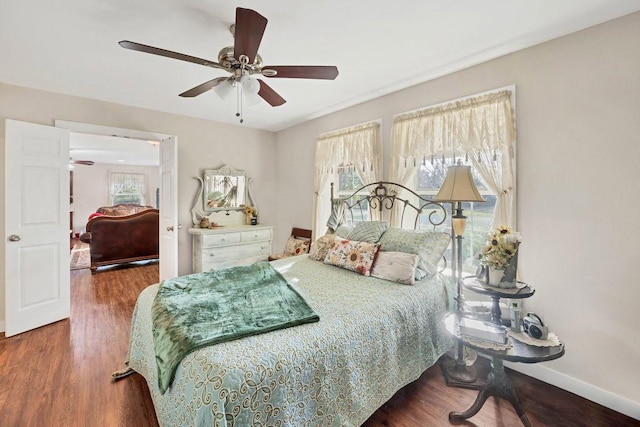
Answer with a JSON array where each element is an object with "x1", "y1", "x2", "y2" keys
[
  {"x1": 371, "y1": 251, "x2": 419, "y2": 285},
  {"x1": 378, "y1": 229, "x2": 450, "y2": 279}
]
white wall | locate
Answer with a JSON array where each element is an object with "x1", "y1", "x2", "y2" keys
[
  {"x1": 275, "y1": 12, "x2": 640, "y2": 418},
  {"x1": 72, "y1": 163, "x2": 161, "y2": 235}
]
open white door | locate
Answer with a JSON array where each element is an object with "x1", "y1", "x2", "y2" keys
[
  {"x1": 159, "y1": 136, "x2": 178, "y2": 280},
  {"x1": 5, "y1": 120, "x2": 70, "y2": 337}
]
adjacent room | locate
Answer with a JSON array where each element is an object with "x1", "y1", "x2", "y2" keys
[{"x1": 1, "y1": 1, "x2": 639, "y2": 426}]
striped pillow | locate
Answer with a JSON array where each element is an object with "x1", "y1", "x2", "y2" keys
[{"x1": 346, "y1": 221, "x2": 388, "y2": 243}]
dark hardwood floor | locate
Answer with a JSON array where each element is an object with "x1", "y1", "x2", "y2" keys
[{"x1": 0, "y1": 262, "x2": 637, "y2": 426}]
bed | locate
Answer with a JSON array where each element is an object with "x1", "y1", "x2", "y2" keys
[{"x1": 122, "y1": 182, "x2": 455, "y2": 426}]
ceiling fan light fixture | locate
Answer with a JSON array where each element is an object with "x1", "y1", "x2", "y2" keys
[
  {"x1": 241, "y1": 76, "x2": 261, "y2": 106},
  {"x1": 214, "y1": 79, "x2": 235, "y2": 101}
]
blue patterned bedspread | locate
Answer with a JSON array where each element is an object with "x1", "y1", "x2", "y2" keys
[{"x1": 127, "y1": 255, "x2": 454, "y2": 426}]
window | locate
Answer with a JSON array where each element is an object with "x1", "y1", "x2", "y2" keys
[
  {"x1": 417, "y1": 158, "x2": 496, "y2": 272},
  {"x1": 112, "y1": 186, "x2": 144, "y2": 205},
  {"x1": 314, "y1": 121, "x2": 381, "y2": 237},
  {"x1": 337, "y1": 164, "x2": 370, "y2": 223},
  {"x1": 109, "y1": 172, "x2": 147, "y2": 205},
  {"x1": 390, "y1": 89, "x2": 516, "y2": 272}
]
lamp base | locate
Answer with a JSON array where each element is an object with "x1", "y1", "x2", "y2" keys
[{"x1": 440, "y1": 355, "x2": 485, "y2": 390}]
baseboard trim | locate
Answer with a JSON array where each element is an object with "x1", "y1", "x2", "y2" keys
[
  {"x1": 0, "y1": 320, "x2": 5, "y2": 333},
  {"x1": 504, "y1": 361, "x2": 640, "y2": 421}
]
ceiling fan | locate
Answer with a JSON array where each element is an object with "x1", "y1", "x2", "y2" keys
[
  {"x1": 69, "y1": 158, "x2": 95, "y2": 167},
  {"x1": 119, "y1": 7, "x2": 339, "y2": 120}
]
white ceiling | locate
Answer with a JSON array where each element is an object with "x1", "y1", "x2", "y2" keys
[
  {"x1": 69, "y1": 133, "x2": 159, "y2": 166},
  {"x1": 2, "y1": 1, "x2": 640, "y2": 134}
]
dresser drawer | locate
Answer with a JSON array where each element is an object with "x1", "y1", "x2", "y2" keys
[
  {"x1": 190, "y1": 225, "x2": 273, "y2": 273},
  {"x1": 201, "y1": 231, "x2": 241, "y2": 247},
  {"x1": 202, "y1": 241, "x2": 270, "y2": 263},
  {"x1": 240, "y1": 228, "x2": 272, "y2": 242}
]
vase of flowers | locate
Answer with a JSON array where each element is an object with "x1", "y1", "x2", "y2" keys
[
  {"x1": 479, "y1": 225, "x2": 521, "y2": 288},
  {"x1": 244, "y1": 206, "x2": 258, "y2": 225}
]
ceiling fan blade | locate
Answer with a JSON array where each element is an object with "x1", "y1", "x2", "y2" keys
[
  {"x1": 179, "y1": 77, "x2": 228, "y2": 98},
  {"x1": 119, "y1": 40, "x2": 226, "y2": 71},
  {"x1": 73, "y1": 160, "x2": 95, "y2": 166},
  {"x1": 257, "y1": 79, "x2": 286, "y2": 107},
  {"x1": 262, "y1": 65, "x2": 339, "y2": 80},
  {"x1": 233, "y1": 8, "x2": 267, "y2": 64}
]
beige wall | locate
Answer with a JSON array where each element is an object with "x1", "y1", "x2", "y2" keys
[
  {"x1": 275, "y1": 12, "x2": 640, "y2": 417},
  {"x1": 0, "y1": 83, "x2": 277, "y2": 328}
]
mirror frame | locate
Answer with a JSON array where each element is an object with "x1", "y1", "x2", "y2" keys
[{"x1": 203, "y1": 165, "x2": 248, "y2": 212}]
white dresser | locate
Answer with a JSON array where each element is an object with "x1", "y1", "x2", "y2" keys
[{"x1": 189, "y1": 225, "x2": 273, "y2": 273}]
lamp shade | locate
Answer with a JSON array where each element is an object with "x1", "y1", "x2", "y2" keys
[
  {"x1": 433, "y1": 165, "x2": 485, "y2": 203},
  {"x1": 214, "y1": 79, "x2": 235, "y2": 101},
  {"x1": 242, "y1": 76, "x2": 262, "y2": 106}
]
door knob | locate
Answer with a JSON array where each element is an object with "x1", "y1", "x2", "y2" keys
[{"x1": 8, "y1": 234, "x2": 21, "y2": 242}]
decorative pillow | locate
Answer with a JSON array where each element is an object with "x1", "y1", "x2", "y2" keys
[
  {"x1": 88, "y1": 212, "x2": 105, "y2": 220},
  {"x1": 334, "y1": 224, "x2": 354, "y2": 239},
  {"x1": 323, "y1": 239, "x2": 381, "y2": 276},
  {"x1": 283, "y1": 236, "x2": 311, "y2": 256},
  {"x1": 371, "y1": 251, "x2": 420, "y2": 285},
  {"x1": 308, "y1": 234, "x2": 337, "y2": 261},
  {"x1": 346, "y1": 221, "x2": 389, "y2": 243},
  {"x1": 378, "y1": 229, "x2": 451, "y2": 279}
]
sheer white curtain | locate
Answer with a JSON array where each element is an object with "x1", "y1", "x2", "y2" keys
[
  {"x1": 390, "y1": 90, "x2": 516, "y2": 228},
  {"x1": 313, "y1": 121, "x2": 381, "y2": 238},
  {"x1": 109, "y1": 171, "x2": 148, "y2": 204}
]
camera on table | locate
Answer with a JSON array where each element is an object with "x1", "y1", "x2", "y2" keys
[{"x1": 522, "y1": 313, "x2": 548, "y2": 340}]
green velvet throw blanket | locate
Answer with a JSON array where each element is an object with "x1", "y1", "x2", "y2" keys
[{"x1": 151, "y1": 261, "x2": 319, "y2": 394}]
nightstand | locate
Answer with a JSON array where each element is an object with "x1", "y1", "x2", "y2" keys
[{"x1": 444, "y1": 277, "x2": 565, "y2": 426}]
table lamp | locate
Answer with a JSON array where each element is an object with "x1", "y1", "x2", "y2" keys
[{"x1": 434, "y1": 162, "x2": 485, "y2": 385}]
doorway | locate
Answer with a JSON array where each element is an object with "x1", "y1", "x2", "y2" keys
[{"x1": 55, "y1": 120, "x2": 178, "y2": 280}]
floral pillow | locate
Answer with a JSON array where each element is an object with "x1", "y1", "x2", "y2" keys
[
  {"x1": 323, "y1": 239, "x2": 381, "y2": 276},
  {"x1": 346, "y1": 221, "x2": 388, "y2": 243},
  {"x1": 371, "y1": 251, "x2": 420, "y2": 285},
  {"x1": 378, "y1": 229, "x2": 451, "y2": 279},
  {"x1": 284, "y1": 236, "x2": 311, "y2": 256},
  {"x1": 308, "y1": 234, "x2": 337, "y2": 261}
]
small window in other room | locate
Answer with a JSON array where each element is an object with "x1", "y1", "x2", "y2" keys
[
  {"x1": 109, "y1": 172, "x2": 147, "y2": 206},
  {"x1": 112, "y1": 186, "x2": 144, "y2": 205}
]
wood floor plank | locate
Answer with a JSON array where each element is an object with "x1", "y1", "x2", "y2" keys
[{"x1": 0, "y1": 261, "x2": 637, "y2": 426}]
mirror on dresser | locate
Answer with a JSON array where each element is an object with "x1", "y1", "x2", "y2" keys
[
  {"x1": 191, "y1": 164, "x2": 259, "y2": 228},
  {"x1": 203, "y1": 165, "x2": 247, "y2": 211}
]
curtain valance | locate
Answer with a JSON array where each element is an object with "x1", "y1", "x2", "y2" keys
[{"x1": 391, "y1": 90, "x2": 514, "y2": 163}]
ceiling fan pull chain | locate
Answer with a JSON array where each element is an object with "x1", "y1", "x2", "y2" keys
[{"x1": 235, "y1": 80, "x2": 245, "y2": 123}]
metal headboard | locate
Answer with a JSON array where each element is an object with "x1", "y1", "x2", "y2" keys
[{"x1": 330, "y1": 181, "x2": 448, "y2": 231}]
